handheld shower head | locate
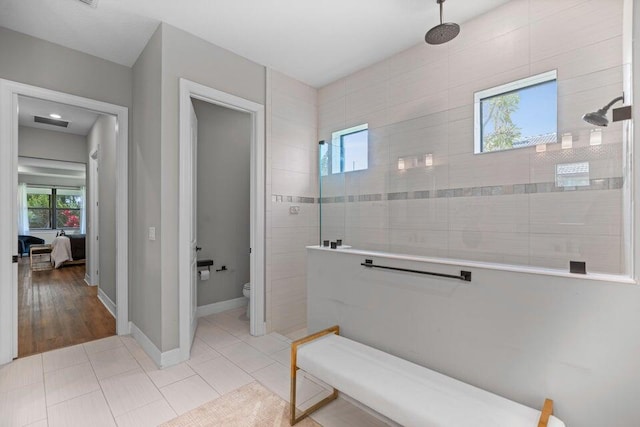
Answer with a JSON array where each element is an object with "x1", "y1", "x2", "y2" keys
[
  {"x1": 425, "y1": 0, "x2": 460, "y2": 45},
  {"x1": 582, "y1": 95, "x2": 624, "y2": 127}
]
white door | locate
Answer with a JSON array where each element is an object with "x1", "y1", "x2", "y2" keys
[{"x1": 189, "y1": 102, "x2": 198, "y2": 342}]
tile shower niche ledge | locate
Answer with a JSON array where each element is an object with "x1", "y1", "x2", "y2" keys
[{"x1": 306, "y1": 246, "x2": 636, "y2": 285}]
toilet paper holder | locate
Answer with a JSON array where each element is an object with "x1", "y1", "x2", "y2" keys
[{"x1": 197, "y1": 259, "x2": 214, "y2": 272}]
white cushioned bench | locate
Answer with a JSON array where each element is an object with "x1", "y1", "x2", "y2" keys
[{"x1": 289, "y1": 326, "x2": 565, "y2": 427}]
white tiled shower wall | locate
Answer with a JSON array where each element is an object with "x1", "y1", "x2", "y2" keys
[
  {"x1": 318, "y1": 0, "x2": 627, "y2": 275},
  {"x1": 266, "y1": 70, "x2": 318, "y2": 334}
]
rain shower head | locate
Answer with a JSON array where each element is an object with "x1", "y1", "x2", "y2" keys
[
  {"x1": 582, "y1": 95, "x2": 624, "y2": 127},
  {"x1": 425, "y1": 0, "x2": 460, "y2": 45}
]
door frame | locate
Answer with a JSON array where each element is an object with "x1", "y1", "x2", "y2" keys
[
  {"x1": 88, "y1": 148, "x2": 100, "y2": 287},
  {"x1": 0, "y1": 79, "x2": 129, "y2": 364},
  {"x1": 178, "y1": 78, "x2": 266, "y2": 360}
]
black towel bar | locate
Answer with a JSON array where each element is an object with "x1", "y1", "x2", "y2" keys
[{"x1": 361, "y1": 259, "x2": 471, "y2": 282}]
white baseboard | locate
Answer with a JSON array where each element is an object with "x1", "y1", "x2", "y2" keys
[
  {"x1": 129, "y1": 322, "x2": 183, "y2": 369},
  {"x1": 97, "y1": 288, "x2": 116, "y2": 318},
  {"x1": 197, "y1": 297, "x2": 247, "y2": 318},
  {"x1": 84, "y1": 274, "x2": 97, "y2": 287}
]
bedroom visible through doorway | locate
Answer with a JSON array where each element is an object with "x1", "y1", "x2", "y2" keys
[{"x1": 16, "y1": 95, "x2": 116, "y2": 357}]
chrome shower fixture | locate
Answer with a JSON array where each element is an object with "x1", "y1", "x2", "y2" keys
[
  {"x1": 582, "y1": 95, "x2": 624, "y2": 127},
  {"x1": 425, "y1": 0, "x2": 460, "y2": 45}
]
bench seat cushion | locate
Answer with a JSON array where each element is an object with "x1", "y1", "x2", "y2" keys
[{"x1": 297, "y1": 335, "x2": 565, "y2": 427}]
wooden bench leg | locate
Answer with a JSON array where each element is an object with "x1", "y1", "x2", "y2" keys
[
  {"x1": 290, "y1": 325, "x2": 340, "y2": 426},
  {"x1": 538, "y1": 398, "x2": 554, "y2": 427}
]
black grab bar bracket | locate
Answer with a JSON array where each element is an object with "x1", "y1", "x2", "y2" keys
[{"x1": 362, "y1": 259, "x2": 471, "y2": 282}]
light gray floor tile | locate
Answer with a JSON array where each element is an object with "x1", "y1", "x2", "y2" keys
[
  {"x1": 114, "y1": 399, "x2": 177, "y2": 427},
  {"x1": 100, "y1": 369, "x2": 163, "y2": 417},
  {"x1": 0, "y1": 354, "x2": 43, "y2": 393},
  {"x1": 83, "y1": 336, "x2": 124, "y2": 355},
  {"x1": 147, "y1": 362, "x2": 195, "y2": 388},
  {"x1": 191, "y1": 356, "x2": 254, "y2": 395},
  {"x1": 44, "y1": 362, "x2": 100, "y2": 407},
  {"x1": 242, "y1": 334, "x2": 289, "y2": 355},
  {"x1": 47, "y1": 390, "x2": 116, "y2": 427},
  {"x1": 42, "y1": 344, "x2": 88, "y2": 373},
  {"x1": 218, "y1": 341, "x2": 275, "y2": 373},
  {"x1": 88, "y1": 346, "x2": 140, "y2": 380},
  {"x1": 160, "y1": 375, "x2": 219, "y2": 415},
  {"x1": 0, "y1": 382, "x2": 47, "y2": 427}
]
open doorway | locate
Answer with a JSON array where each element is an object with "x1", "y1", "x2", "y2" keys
[
  {"x1": 178, "y1": 79, "x2": 265, "y2": 361},
  {"x1": 192, "y1": 98, "x2": 252, "y2": 323},
  {"x1": 0, "y1": 80, "x2": 129, "y2": 365},
  {"x1": 15, "y1": 96, "x2": 116, "y2": 357}
]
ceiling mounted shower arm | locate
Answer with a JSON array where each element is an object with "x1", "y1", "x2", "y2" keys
[{"x1": 438, "y1": 0, "x2": 444, "y2": 25}]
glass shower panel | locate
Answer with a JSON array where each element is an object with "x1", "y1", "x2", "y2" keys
[
  {"x1": 317, "y1": 0, "x2": 630, "y2": 277},
  {"x1": 319, "y1": 140, "x2": 346, "y2": 246}
]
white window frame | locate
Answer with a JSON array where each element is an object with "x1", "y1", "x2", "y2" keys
[{"x1": 474, "y1": 70, "x2": 558, "y2": 154}]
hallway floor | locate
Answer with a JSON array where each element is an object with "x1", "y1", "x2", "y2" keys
[
  {"x1": 1, "y1": 307, "x2": 390, "y2": 427},
  {"x1": 18, "y1": 257, "x2": 115, "y2": 358}
]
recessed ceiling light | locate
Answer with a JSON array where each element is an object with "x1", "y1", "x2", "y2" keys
[{"x1": 49, "y1": 113, "x2": 62, "y2": 119}]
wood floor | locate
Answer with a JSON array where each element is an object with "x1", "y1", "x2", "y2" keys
[{"x1": 18, "y1": 257, "x2": 115, "y2": 358}]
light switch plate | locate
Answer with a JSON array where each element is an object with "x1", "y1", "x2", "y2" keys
[
  {"x1": 148, "y1": 227, "x2": 156, "y2": 241},
  {"x1": 289, "y1": 206, "x2": 301, "y2": 215}
]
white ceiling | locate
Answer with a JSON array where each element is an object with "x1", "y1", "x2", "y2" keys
[
  {"x1": 19, "y1": 95, "x2": 101, "y2": 136},
  {"x1": 0, "y1": 0, "x2": 511, "y2": 87}
]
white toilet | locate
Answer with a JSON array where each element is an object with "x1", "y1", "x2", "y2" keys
[{"x1": 242, "y1": 282, "x2": 251, "y2": 319}]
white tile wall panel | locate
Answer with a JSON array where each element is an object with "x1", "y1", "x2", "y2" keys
[
  {"x1": 386, "y1": 59, "x2": 449, "y2": 108},
  {"x1": 529, "y1": 190, "x2": 623, "y2": 236},
  {"x1": 449, "y1": 195, "x2": 531, "y2": 233},
  {"x1": 449, "y1": 0, "x2": 530, "y2": 53},
  {"x1": 267, "y1": 71, "x2": 318, "y2": 334},
  {"x1": 271, "y1": 92, "x2": 317, "y2": 128},
  {"x1": 318, "y1": 79, "x2": 345, "y2": 105},
  {"x1": 316, "y1": 1, "x2": 626, "y2": 278},
  {"x1": 387, "y1": 43, "x2": 449, "y2": 77},
  {"x1": 529, "y1": 0, "x2": 591, "y2": 22},
  {"x1": 529, "y1": 0, "x2": 623, "y2": 63},
  {"x1": 344, "y1": 60, "x2": 391, "y2": 94}
]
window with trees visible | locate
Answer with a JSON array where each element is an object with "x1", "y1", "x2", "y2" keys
[
  {"x1": 474, "y1": 71, "x2": 557, "y2": 153},
  {"x1": 320, "y1": 124, "x2": 369, "y2": 176},
  {"x1": 26, "y1": 187, "x2": 82, "y2": 230}
]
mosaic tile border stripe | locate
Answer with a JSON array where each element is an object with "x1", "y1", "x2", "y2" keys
[
  {"x1": 271, "y1": 177, "x2": 623, "y2": 204},
  {"x1": 271, "y1": 195, "x2": 315, "y2": 204},
  {"x1": 314, "y1": 177, "x2": 624, "y2": 204}
]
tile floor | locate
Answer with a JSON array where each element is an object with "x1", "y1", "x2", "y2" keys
[{"x1": 1, "y1": 307, "x2": 390, "y2": 427}]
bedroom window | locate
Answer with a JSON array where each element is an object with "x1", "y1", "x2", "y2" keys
[{"x1": 27, "y1": 187, "x2": 82, "y2": 230}]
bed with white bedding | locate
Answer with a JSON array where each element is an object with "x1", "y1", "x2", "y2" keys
[{"x1": 50, "y1": 235, "x2": 86, "y2": 268}]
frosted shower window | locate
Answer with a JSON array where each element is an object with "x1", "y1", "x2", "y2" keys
[
  {"x1": 321, "y1": 124, "x2": 369, "y2": 176},
  {"x1": 475, "y1": 71, "x2": 558, "y2": 153}
]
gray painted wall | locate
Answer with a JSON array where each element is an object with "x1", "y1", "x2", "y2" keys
[
  {"x1": 131, "y1": 25, "x2": 163, "y2": 349},
  {"x1": 0, "y1": 24, "x2": 134, "y2": 329},
  {"x1": 158, "y1": 23, "x2": 266, "y2": 350},
  {"x1": 192, "y1": 100, "x2": 251, "y2": 307},
  {"x1": 307, "y1": 247, "x2": 640, "y2": 427},
  {"x1": 18, "y1": 126, "x2": 87, "y2": 164},
  {"x1": 87, "y1": 115, "x2": 117, "y2": 304},
  {"x1": 0, "y1": 27, "x2": 132, "y2": 109}
]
